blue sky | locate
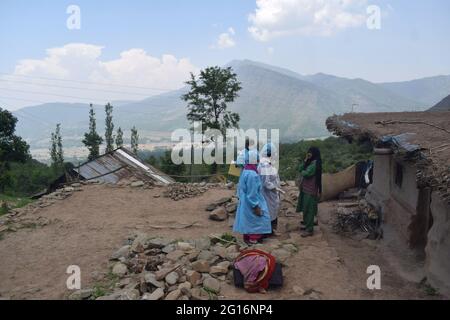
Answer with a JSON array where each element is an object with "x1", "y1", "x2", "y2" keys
[{"x1": 1, "y1": 0, "x2": 449, "y2": 109}]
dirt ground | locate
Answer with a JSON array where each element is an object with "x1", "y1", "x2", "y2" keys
[{"x1": 0, "y1": 184, "x2": 437, "y2": 300}]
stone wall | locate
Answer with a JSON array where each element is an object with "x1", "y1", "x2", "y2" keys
[{"x1": 425, "y1": 193, "x2": 450, "y2": 296}]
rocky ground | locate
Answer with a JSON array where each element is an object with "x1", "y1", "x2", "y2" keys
[{"x1": 0, "y1": 180, "x2": 440, "y2": 300}]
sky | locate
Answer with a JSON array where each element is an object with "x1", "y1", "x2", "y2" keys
[{"x1": 1, "y1": 0, "x2": 450, "y2": 110}]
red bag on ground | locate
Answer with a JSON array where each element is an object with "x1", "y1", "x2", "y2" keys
[{"x1": 233, "y1": 249, "x2": 276, "y2": 293}]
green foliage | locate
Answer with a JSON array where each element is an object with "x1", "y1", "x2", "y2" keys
[
  {"x1": 2, "y1": 160, "x2": 63, "y2": 196},
  {"x1": 1, "y1": 107, "x2": 31, "y2": 192},
  {"x1": 130, "y1": 126, "x2": 139, "y2": 154},
  {"x1": 182, "y1": 66, "x2": 242, "y2": 135},
  {"x1": 82, "y1": 104, "x2": 103, "y2": 161},
  {"x1": 115, "y1": 127, "x2": 124, "y2": 148},
  {"x1": 216, "y1": 233, "x2": 237, "y2": 245},
  {"x1": 50, "y1": 123, "x2": 64, "y2": 169},
  {"x1": 159, "y1": 150, "x2": 185, "y2": 177},
  {"x1": 278, "y1": 137, "x2": 372, "y2": 180},
  {"x1": 0, "y1": 194, "x2": 33, "y2": 215},
  {"x1": 105, "y1": 103, "x2": 115, "y2": 153}
]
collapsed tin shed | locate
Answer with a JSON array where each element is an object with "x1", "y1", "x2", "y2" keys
[{"x1": 72, "y1": 147, "x2": 174, "y2": 185}]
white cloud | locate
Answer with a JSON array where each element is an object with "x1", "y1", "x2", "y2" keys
[
  {"x1": 267, "y1": 47, "x2": 275, "y2": 56},
  {"x1": 212, "y1": 27, "x2": 236, "y2": 49},
  {"x1": 248, "y1": 0, "x2": 368, "y2": 41},
  {"x1": 0, "y1": 43, "x2": 197, "y2": 109}
]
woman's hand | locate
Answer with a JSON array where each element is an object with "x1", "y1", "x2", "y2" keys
[{"x1": 253, "y1": 206, "x2": 262, "y2": 216}]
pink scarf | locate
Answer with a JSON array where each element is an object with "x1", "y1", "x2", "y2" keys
[{"x1": 244, "y1": 164, "x2": 258, "y2": 173}]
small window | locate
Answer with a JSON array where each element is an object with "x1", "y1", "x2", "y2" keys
[{"x1": 395, "y1": 162, "x2": 404, "y2": 188}]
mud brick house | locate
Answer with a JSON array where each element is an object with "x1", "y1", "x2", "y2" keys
[{"x1": 327, "y1": 112, "x2": 450, "y2": 295}]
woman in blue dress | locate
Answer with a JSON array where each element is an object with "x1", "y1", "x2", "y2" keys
[{"x1": 233, "y1": 148, "x2": 272, "y2": 245}]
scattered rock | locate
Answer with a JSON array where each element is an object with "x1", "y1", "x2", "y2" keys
[
  {"x1": 131, "y1": 233, "x2": 148, "y2": 253},
  {"x1": 162, "y1": 244, "x2": 176, "y2": 254},
  {"x1": 209, "y1": 207, "x2": 228, "y2": 222},
  {"x1": 119, "y1": 289, "x2": 140, "y2": 300},
  {"x1": 177, "y1": 242, "x2": 195, "y2": 252},
  {"x1": 142, "y1": 288, "x2": 165, "y2": 300},
  {"x1": 194, "y1": 237, "x2": 211, "y2": 250},
  {"x1": 271, "y1": 248, "x2": 291, "y2": 264},
  {"x1": 212, "y1": 245, "x2": 227, "y2": 258},
  {"x1": 131, "y1": 181, "x2": 145, "y2": 188},
  {"x1": 147, "y1": 238, "x2": 171, "y2": 249},
  {"x1": 166, "y1": 250, "x2": 186, "y2": 261},
  {"x1": 165, "y1": 272, "x2": 180, "y2": 285},
  {"x1": 178, "y1": 282, "x2": 192, "y2": 291},
  {"x1": 197, "y1": 250, "x2": 214, "y2": 261},
  {"x1": 192, "y1": 260, "x2": 210, "y2": 273},
  {"x1": 112, "y1": 262, "x2": 128, "y2": 277},
  {"x1": 215, "y1": 197, "x2": 232, "y2": 205},
  {"x1": 203, "y1": 277, "x2": 221, "y2": 294},
  {"x1": 165, "y1": 289, "x2": 181, "y2": 300},
  {"x1": 191, "y1": 288, "x2": 210, "y2": 300},
  {"x1": 225, "y1": 202, "x2": 238, "y2": 213},
  {"x1": 110, "y1": 245, "x2": 130, "y2": 260},
  {"x1": 68, "y1": 289, "x2": 94, "y2": 300},
  {"x1": 144, "y1": 273, "x2": 165, "y2": 288},
  {"x1": 186, "y1": 270, "x2": 202, "y2": 286},
  {"x1": 210, "y1": 261, "x2": 230, "y2": 276}
]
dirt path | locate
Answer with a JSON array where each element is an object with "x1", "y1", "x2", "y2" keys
[{"x1": 0, "y1": 185, "x2": 432, "y2": 300}]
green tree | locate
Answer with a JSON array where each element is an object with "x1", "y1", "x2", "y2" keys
[
  {"x1": 104, "y1": 103, "x2": 115, "y2": 153},
  {"x1": 182, "y1": 66, "x2": 241, "y2": 173},
  {"x1": 182, "y1": 66, "x2": 241, "y2": 135},
  {"x1": 0, "y1": 107, "x2": 30, "y2": 192},
  {"x1": 115, "y1": 127, "x2": 124, "y2": 148},
  {"x1": 160, "y1": 150, "x2": 185, "y2": 177},
  {"x1": 49, "y1": 123, "x2": 64, "y2": 168},
  {"x1": 82, "y1": 104, "x2": 103, "y2": 161},
  {"x1": 130, "y1": 126, "x2": 139, "y2": 155}
]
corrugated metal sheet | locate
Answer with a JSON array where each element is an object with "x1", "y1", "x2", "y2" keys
[{"x1": 73, "y1": 147, "x2": 174, "y2": 185}]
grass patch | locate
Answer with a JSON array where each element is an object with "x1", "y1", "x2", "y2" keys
[
  {"x1": 0, "y1": 194, "x2": 33, "y2": 215},
  {"x1": 211, "y1": 233, "x2": 237, "y2": 246},
  {"x1": 419, "y1": 278, "x2": 439, "y2": 297},
  {"x1": 90, "y1": 270, "x2": 120, "y2": 299}
]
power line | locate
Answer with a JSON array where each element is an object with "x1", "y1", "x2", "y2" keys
[
  {"x1": 0, "y1": 72, "x2": 176, "y2": 92},
  {"x1": 0, "y1": 87, "x2": 115, "y2": 102},
  {"x1": 0, "y1": 79, "x2": 158, "y2": 97}
]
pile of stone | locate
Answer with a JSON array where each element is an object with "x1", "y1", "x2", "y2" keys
[
  {"x1": 0, "y1": 184, "x2": 83, "y2": 236},
  {"x1": 162, "y1": 183, "x2": 210, "y2": 201},
  {"x1": 115, "y1": 178, "x2": 157, "y2": 189},
  {"x1": 206, "y1": 196, "x2": 238, "y2": 222},
  {"x1": 71, "y1": 233, "x2": 297, "y2": 300}
]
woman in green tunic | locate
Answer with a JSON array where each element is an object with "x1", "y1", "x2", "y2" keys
[{"x1": 296, "y1": 147, "x2": 322, "y2": 237}]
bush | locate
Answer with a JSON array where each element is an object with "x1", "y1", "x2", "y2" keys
[
  {"x1": 278, "y1": 137, "x2": 372, "y2": 180},
  {"x1": 2, "y1": 159, "x2": 66, "y2": 197}
]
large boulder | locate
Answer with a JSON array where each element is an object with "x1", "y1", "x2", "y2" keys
[{"x1": 209, "y1": 207, "x2": 228, "y2": 222}]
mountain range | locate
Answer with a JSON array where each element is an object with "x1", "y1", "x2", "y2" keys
[
  {"x1": 12, "y1": 59, "x2": 450, "y2": 155},
  {"x1": 429, "y1": 95, "x2": 450, "y2": 111}
]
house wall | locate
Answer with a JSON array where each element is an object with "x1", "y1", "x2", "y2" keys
[
  {"x1": 367, "y1": 154, "x2": 426, "y2": 248},
  {"x1": 425, "y1": 193, "x2": 450, "y2": 296}
]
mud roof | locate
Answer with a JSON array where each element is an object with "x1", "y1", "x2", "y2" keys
[
  {"x1": 326, "y1": 112, "x2": 450, "y2": 204},
  {"x1": 72, "y1": 147, "x2": 174, "y2": 185}
]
